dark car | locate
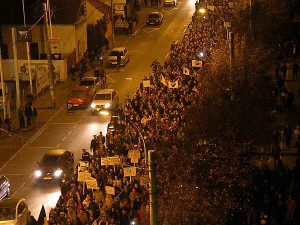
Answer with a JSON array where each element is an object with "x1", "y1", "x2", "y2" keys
[
  {"x1": 67, "y1": 86, "x2": 95, "y2": 109},
  {"x1": 34, "y1": 149, "x2": 74, "y2": 182},
  {"x1": 146, "y1": 12, "x2": 163, "y2": 26},
  {"x1": 78, "y1": 77, "x2": 100, "y2": 92},
  {"x1": 0, "y1": 175, "x2": 10, "y2": 201}
]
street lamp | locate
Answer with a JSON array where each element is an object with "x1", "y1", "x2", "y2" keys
[{"x1": 199, "y1": 8, "x2": 206, "y2": 14}]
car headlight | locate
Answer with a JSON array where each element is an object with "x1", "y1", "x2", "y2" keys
[
  {"x1": 91, "y1": 103, "x2": 96, "y2": 108},
  {"x1": 54, "y1": 169, "x2": 63, "y2": 177},
  {"x1": 104, "y1": 103, "x2": 111, "y2": 109},
  {"x1": 35, "y1": 170, "x2": 42, "y2": 177}
]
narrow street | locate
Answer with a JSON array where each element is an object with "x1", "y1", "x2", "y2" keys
[{"x1": 0, "y1": 1, "x2": 194, "y2": 217}]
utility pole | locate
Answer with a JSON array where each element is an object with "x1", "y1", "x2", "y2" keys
[
  {"x1": 111, "y1": 0, "x2": 115, "y2": 48},
  {"x1": 12, "y1": 28, "x2": 21, "y2": 110},
  {"x1": 43, "y1": 3, "x2": 56, "y2": 108},
  {"x1": 21, "y1": 0, "x2": 33, "y2": 94},
  {"x1": 229, "y1": 32, "x2": 234, "y2": 66},
  {"x1": 148, "y1": 150, "x2": 158, "y2": 225},
  {"x1": 0, "y1": 47, "x2": 7, "y2": 117}
]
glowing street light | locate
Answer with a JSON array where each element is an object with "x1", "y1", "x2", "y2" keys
[{"x1": 199, "y1": 8, "x2": 206, "y2": 14}]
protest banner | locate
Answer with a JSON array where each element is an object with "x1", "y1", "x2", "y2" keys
[
  {"x1": 101, "y1": 157, "x2": 109, "y2": 166},
  {"x1": 105, "y1": 186, "x2": 115, "y2": 195},
  {"x1": 143, "y1": 79, "x2": 151, "y2": 88},
  {"x1": 78, "y1": 171, "x2": 92, "y2": 182},
  {"x1": 128, "y1": 150, "x2": 140, "y2": 159},
  {"x1": 86, "y1": 178, "x2": 99, "y2": 190},
  {"x1": 183, "y1": 67, "x2": 190, "y2": 75},
  {"x1": 131, "y1": 157, "x2": 139, "y2": 164},
  {"x1": 123, "y1": 167, "x2": 137, "y2": 177},
  {"x1": 160, "y1": 75, "x2": 168, "y2": 87},
  {"x1": 192, "y1": 60, "x2": 203, "y2": 68},
  {"x1": 168, "y1": 80, "x2": 179, "y2": 89},
  {"x1": 78, "y1": 161, "x2": 89, "y2": 172},
  {"x1": 107, "y1": 156, "x2": 121, "y2": 165}
]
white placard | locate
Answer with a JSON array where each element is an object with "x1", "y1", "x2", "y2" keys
[
  {"x1": 131, "y1": 157, "x2": 139, "y2": 164},
  {"x1": 128, "y1": 150, "x2": 140, "y2": 159},
  {"x1": 123, "y1": 167, "x2": 137, "y2": 177},
  {"x1": 105, "y1": 186, "x2": 115, "y2": 195},
  {"x1": 86, "y1": 178, "x2": 99, "y2": 189},
  {"x1": 192, "y1": 60, "x2": 203, "y2": 68},
  {"x1": 78, "y1": 161, "x2": 89, "y2": 172},
  {"x1": 143, "y1": 79, "x2": 151, "y2": 88},
  {"x1": 78, "y1": 171, "x2": 92, "y2": 182}
]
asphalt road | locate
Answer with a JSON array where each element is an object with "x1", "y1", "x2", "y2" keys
[{"x1": 0, "y1": 1, "x2": 194, "y2": 218}]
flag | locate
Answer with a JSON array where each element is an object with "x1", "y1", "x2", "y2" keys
[
  {"x1": 160, "y1": 75, "x2": 168, "y2": 87},
  {"x1": 37, "y1": 205, "x2": 47, "y2": 225},
  {"x1": 192, "y1": 60, "x2": 203, "y2": 68},
  {"x1": 183, "y1": 67, "x2": 190, "y2": 75},
  {"x1": 168, "y1": 80, "x2": 179, "y2": 89}
]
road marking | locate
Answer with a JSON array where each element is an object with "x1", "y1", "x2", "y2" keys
[
  {"x1": 161, "y1": 9, "x2": 171, "y2": 15},
  {"x1": 20, "y1": 181, "x2": 26, "y2": 188},
  {"x1": 11, "y1": 191, "x2": 16, "y2": 197},
  {"x1": 62, "y1": 136, "x2": 67, "y2": 141},
  {"x1": 141, "y1": 29, "x2": 154, "y2": 36},
  {"x1": 56, "y1": 144, "x2": 60, "y2": 148},
  {"x1": 165, "y1": 53, "x2": 169, "y2": 59},
  {"x1": 3, "y1": 173, "x2": 32, "y2": 176},
  {"x1": 67, "y1": 131, "x2": 72, "y2": 135},
  {"x1": 0, "y1": 106, "x2": 64, "y2": 172},
  {"x1": 73, "y1": 124, "x2": 78, "y2": 129},
  {"x1": 175, "y1": 40, "x2": 178, "y2": 44},
  {"x1": 124, "y1": 77, "x2": 134, "y2": 80},
  {"x1": 51, "y1": 122, "x2": 77, "y2": 125},
  {"x1": 183, "y1": 28, "x2": 187, "y2": 33},
  {"x1": 28, "y1": 146, "x2": 56, "y2": 149}
]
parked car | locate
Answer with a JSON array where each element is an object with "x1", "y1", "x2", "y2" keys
[
  {"x1": 164, "y1": 0, "x2": 177, "y2": 6},
  {"x1": 0, "y1": 175, "x2": 10, "y2": 201},
  {"x1": 67, "y1": 86, "x2": 95, "y2": 109},
  {"x1": 78, "y1": 77, "x2": 100, "y2": 92},
  {"x1": 34, "y1": 149, "x2": 74, "y2": 182},
  {"x1": 146, "y1": 12, "x2": 163, "y2": 26},
  {"x1": 0, "y1": 198, "x2": 30, "y2": 224},
  {"x1": 90, "y1": 89, "x2": 119, "y2": 113},
  {"x1": 108, "y1": 47, "x2": 130, "y2": 66}
]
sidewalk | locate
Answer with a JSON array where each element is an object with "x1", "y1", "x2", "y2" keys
[
  {"x1": 0, "y1": 80, "x2": 76, "y2": 165},
  {"x1": 252, "y1": 57, "x2": 300, "y2": 169}
]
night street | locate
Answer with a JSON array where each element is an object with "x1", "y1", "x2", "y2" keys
[{"x1": 0, "y1": 0, "x2": 194, "y2": 218}]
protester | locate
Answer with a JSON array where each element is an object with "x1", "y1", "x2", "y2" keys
[
  {"x1": 25, "y1": 103, "x2": 32, "y2": 127},
  {"x1": 18, "y1": 107, "x2": 26, "y2": 131},
  {"x1": 31, "y1": 106, "x2": 38, "y2": 129},
  {"x1": 4, "y1": 115, "x2": 12, "y2": 136}
]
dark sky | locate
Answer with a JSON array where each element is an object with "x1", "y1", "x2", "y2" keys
[{"x1": 0, "y1": 0, "x2": 39, "y2": 24}]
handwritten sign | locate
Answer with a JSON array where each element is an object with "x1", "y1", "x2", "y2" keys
[
  {"x1": 78, "y1": 161, "x2": 89, "y2": 172},
  {"x1": 128, "y1": 150, "x2": 140, "y2": 159},
  {"x1": 192, "y1": 60, "x2": 203, "y2": 68},
  {"x1": 78, "y1": 171, "x2": 92, "y2": 182},
  {"x1": 131, "y1": 157, "x2": 139, "y2": 164},
  {"x1": 101, "y1": 156, "x2": 121, "y2": 166},
  {"x1": 86, "y1": 178, "x2": 99, "y2": 189},
  {"x1": 105, "y1": 186, "x2": 115, "y2": 195},
  {"x1": 123, "y1": 167, "x2": 137, "y2": 177}
]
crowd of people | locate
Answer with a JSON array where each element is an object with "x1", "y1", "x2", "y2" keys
[{"x1": 43, "y1": 0, "x2": 300, "y2": 224}]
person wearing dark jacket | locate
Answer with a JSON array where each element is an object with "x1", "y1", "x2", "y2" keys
[
  {"x1": 18, "y1": 107, "x2": 26, "y2": 130},
  {"x1": 90, "y1": 135, "x2": 100, "y2": 154},
  {"x1": 31, "y1": 106, "x2": 38, "y2": 129},
  {"x1": 25, "y1": 103, "x2": 32, "y2": 127}
]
